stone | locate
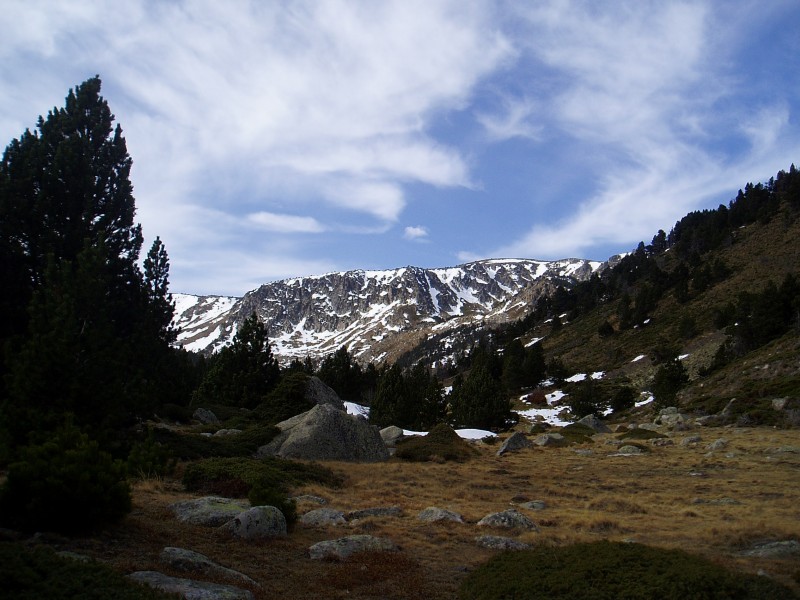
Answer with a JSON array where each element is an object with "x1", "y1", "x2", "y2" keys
[
  {"x1": 740, "y1": 540, "x2": 800, "y2": 558},
  {"x1": 417, "y1": 507, "x2": 464, "y2": 523},
  {"x1": 532, "y1": 433, "x2": 566, "y2": 447},
  {"x1": 496, "y1": 432, "x2": 533, "y2": 456},
  {"x1": 222, "y1": 506, "x2": 287, "y2": 540},
  {"x1": 577, "y1": 414, "x2": 611, "y2": 433},
  {"x1": 347, "y1": 506, "x2": 402, "y2": 520},
  {"x1": 650, "y1": 438, "x2": 674, "y2": 447},
  {"x1": 213, "y1": 428, "x2": 242, "y2": 436},
  {"x1": 170, "y1": 497, "x2": 250, "y2": 527},
  {"x1": 192, "y1": 407, "x2": 219, "y2": 425},
  {"x1": 380, "y1": 425, "x2": 406, "y2": 446},
  {"x1": 706, "y1": 438, "x2": 728, "y2": 452},
  {"x1": 160, "y1": 547, "x2": 257, "y2": 587},
  {"x1": 617, "y1": 445, "x2": 644, "y2": 455},
  {"x1": 475, "y1": 535, "x2": 531, "y2": 551},
  {"x1": 293, "y1": 494, "x2": 327, "y2": 504},
  {"x1": 128, "y1": 571, "x2": 254, "y2": 600},
  {"x1": 519, "y1": 500, "x2": 546, "y2": 511},
  {"x1": 300, "y1": 508, "x2": 347, "y2": 527},
  {"x1": 305, "y1": 376, "x2": 346, "y2": 410},
  {"x1": 771, "y1": 397, "x2": 790, "y2": 411},
  {"x1": 308, "y1": 535, "x2": 398, "y2": 561},
  {"x1": 257, "y1": 403, "x2": 389, "y2": 462},
  {"x1": 477, "y1": 509, "x2": 539, "y2": 531},
  {"x1": 681, "y1": 435, "x2": 702, "y2": 446},
  {"x1": 655, "y1": 407, "x2": 690, "y2": 429}
]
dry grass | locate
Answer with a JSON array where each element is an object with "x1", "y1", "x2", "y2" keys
[{"x1": 44, "y1": 426, "x2": 800, "y2": 599}]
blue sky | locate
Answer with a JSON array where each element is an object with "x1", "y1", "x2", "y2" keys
[{"x1": 2, "y1": 1, "x2": 799, "y2": 296}]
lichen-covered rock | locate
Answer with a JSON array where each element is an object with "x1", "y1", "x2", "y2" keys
[
  {"x1": 417, "y1": 507, "x2": 464, "y2": 523},
  {"x1": 300, "y1": 508, "x2": 347, "y2": 527},
  {"x1": 128, "y1": 571, "x2": 254, "y2": 600},
  {"x1": 477, "y1": 509, "x2": 538, "y2": 531},
  {"x1": 257, "y1": 404, "x2": 389, "y2": 462},
  {"x1": 170, "y1": 497, "x2": 250, "y2": 527},
  {"x1": 308, "y1": 535, "x2": 398, "y2": 560},
  {"x1": 222, "y1": 506, "x2": 287, "y2": 540},
  {"x1": 475, "y1": 535, "x2": 531, "y2": 550}
]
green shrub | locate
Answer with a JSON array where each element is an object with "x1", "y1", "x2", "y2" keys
[
  {"x1": 0, "y1": 542, "x2": 170, "y2": 599},
  {"x1": 459, "y1": 541, "x2": 798, "y2": 600},
  {"x1": 248, "y1": 480, "x2": 297, "y2": 525},
  {"x1": 395, "y1": 424, "x2": 478, "y2": 462},
  {"x1": 618, "y1": 428, "x2": 667, "y2": 440},
  {"x1": 126, "y1": 430, "x2": 176, "y2": 479},
  {"x1": 255, "y1": 372, "x2": 315, "y2": 424},
  {"x1": 0, "y1": 423, "x2": 131, "y2": 534},
  {"x1": 151, "y1": 425, "x2": 279, "y2": 460}
]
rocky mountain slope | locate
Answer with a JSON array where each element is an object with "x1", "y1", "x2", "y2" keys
[{"x1": 173, "y1": 258, "x2": 605, "y2": 363}]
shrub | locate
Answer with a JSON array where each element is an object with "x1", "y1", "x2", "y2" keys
[
  {"x1": 0, "y1": 423, "x2": 131, "y2": 534},
  {"x1": 0, "y1": 542, "x2": 169, "y2": 599},
  {"x1": 248, "y1": 480, "x2": 297, "y2": 525},
  {"x1": 151, "y1": 424, "x2": 279, "y2": 460},
  {"x1": 126, "y1": 430, "x2": 176, "y2": 479},
  {"x1": 459, "y1": 540, "x2": 798, "y2": 600},
  {"x1": 618, "y1": 428, "x2": 667, "y2": 440},
  {"x1": 559, "y1": 423, "x2": 596, "y2": 444},
  {"x1": 394, "y1": 424, "x2": 478, "y2": 462}
]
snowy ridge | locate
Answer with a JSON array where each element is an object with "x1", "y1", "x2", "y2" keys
[{"x1": 173, "y1": 258, "x2": 605, "y2": 363}]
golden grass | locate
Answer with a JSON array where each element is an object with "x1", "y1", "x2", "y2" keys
[{"x1": 47, "y1": 426, "x2": 800, "y2": 599}]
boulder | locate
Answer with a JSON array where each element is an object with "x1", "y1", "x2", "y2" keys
[
  {"x1": 475, "y1": 535, "x2": 531, "y2": 551},
  {"x1": 706, "y1": 438, "x2": 728, "y2": 452},
  {"x1": 170, "y1": 497, "x2": 250, "y2": 527},
  {"x1": 192, "y1": 407, "x2": 219, "y2": 425},
  {"x1": 617, "y1": 445, "x2": 644, "y2": 455},
  {"x1": 305, "y1": 376, "x2": 346, "y2": 410},
  {"x1": 222, "y1": 506, "x2": 287, "y2": 540},
  {"x1": 160, "y1": 547, "x2": 257, "y2": 587},
  {"x1": 496, "y1": 432, "x2": 533, "y2": 456},
  {"x1": 128, "y1": 571, "x2": 254, "y2": 600},
  {"x1": 519, "y1": 500, "x2": 546, "y2": 511},
  {"x1": 532, "y1": 433, "x2": 566, "y2": 447},
  {"x1": 257, "y1": 403, "x2": 389, "y2": 462},
  {"x1": 740, "y1": 540, "x2": 800, "y2": 558},
  {"x1": 308, "y1": 535, "x2": 398, "y2": 561},
  {"x1": 380, "y1": 426, "x2": 406, "y2": 446},
  {"x1": 417, "y1": 507, "x2": 464, "y2": 523},
  {"x1": 681, "y1": 435, "x2": 702, "y2": 446},
  {"x1": 577, "y1": 414, "x2": 612, "y2": 433},
  {"x1": 655, "y1": 407, "x2": 690, "y2": 429},
  {"x1": 477, "y1": 509, "x2": 538, "y2": 531},
  {"x1": 300, "y1": 508, "x2": 347, "y2": 527}
]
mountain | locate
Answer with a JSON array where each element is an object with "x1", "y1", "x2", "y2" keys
[{"x1": 173, "y1": 258, "x2": 605, "y2": 363}]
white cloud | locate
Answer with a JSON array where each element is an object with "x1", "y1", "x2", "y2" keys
[
  {"x1": 476, "y1": 95, "x2": 541, "y2": 141},
  {"x1": 247, "y1": 212, "x2": 326, "y2": 234},
  {"x1": 403, "y1": 226, "x2": 429, "y2": 241}
]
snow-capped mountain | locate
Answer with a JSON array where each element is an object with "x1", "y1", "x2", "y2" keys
[{"x1": 172, "y1": 258, "x2": 605, "y2": 364}]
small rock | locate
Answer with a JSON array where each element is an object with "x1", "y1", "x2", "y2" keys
[
  {"x1": 519, "y1": 500, "x2": 546, "y2": 511},
  {"x1": 213, "y1": 428, "x2": 242, "y2": 436},
  {"x1": 170, "y1": 497, "x2": 250, "y2": 527},
  {"x1": 577, "y1": 414, "x2": 611, "y2": 433},
  {"x1": 706, "y1": 438, "x2": 728, "y2": 452},
  {"x1": 417, "y1": 507, "x2": 464, "y2": 523},
  {"x1": 681, "y1": 435, "x2": 702, "y2": 446},
  {"x1": 532, "y1": 433, "x2": 566, "y2": 447},
  {"x1": 347, "y1": 506, "x2": 402, "y2": 520},
  {"x1": 616, "y1": 445, "x2": 644, "y2": 455},
  {"x1": 222, "y1": 506, "x2": 287, "y2": 540},
  {"x1": 308, "y1": 535, "x2": 398, "y2": 560},
  {"x1": 128, "y1": 571, "x2": 254, "y2": 600},
  {"x1": 300, "y1": 508, "x2": 347, "y2": 527},
  {"x1": 650, "y1": 438, "x2": 674, "y2": 447},
  {"x1": 741, "y1": 540, "x2": 800, "y2": 558},
  {"x1": 192, "y1": 407, "x2": 219, "y2": 425},
  {"x1": 380, "y1": 426, "x2": 406, "y2": 446},
  {"x1": 292, "y1": 494, "x2": 327, "y2": 504},
  {"x1": 477, "y1": 509, "x2": 538, "y2": 531},
  {"x1": 160, "y1": 547, "x2": 257, "y2": 587},
  {"x1": 573, "y1": 448, "x2": 594, "y2": 456},
  {"x1": 772, "y1": 397, "x2": 789, "y2": 411},
  {"x1": 496, "y1": 432, "x2": 533, "y2": 456},
  {"x1": 475, "y1": 535, "x2": 531, "y2": 550}
]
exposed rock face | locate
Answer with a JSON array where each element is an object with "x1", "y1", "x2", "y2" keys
[
  {"x1": 477, "y1": 509, "x2": 539, "y2": 531},
  {"x1": 128, "y1": 571, "x2": 254, "y2": 600},
  {"x1": 169, "y1": 497, "x2": 250, "y2": 527},
  {"x1": 257, "y1": 403, "x2": 389, "y2": 462},
  {"x1": 496, "y1": 432, "x2": 533, "y2": 456},
  {"x1": 173, "y1": 258, "x2": 605, "y2": 363},
  {"x1": 305, "y1": 376, "x2": 345, "y2": 410},
  {"x1": 308, "y1": 535, "x2": 398, "y2": 560}
]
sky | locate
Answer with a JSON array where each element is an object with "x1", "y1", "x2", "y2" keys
[{"x1": 2, "y1": 1, "x2": 799, "y2": 297}]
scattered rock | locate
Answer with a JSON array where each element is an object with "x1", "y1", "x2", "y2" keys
[
  {"x1": 741, "y1": 540, "x2": 800, "y2": 558},
  {"x1": 221, "y1": 506, "x2": 287, "y2": 540},
  {"x1": 519, "y1": 500, "x2": 546, "y2": 511},
  {"x1": 257, "y1": 403, "x2": 389, "y2": 462},
  {"x1": 616, "y1": 445, "x2": 644, "y2": 455},
  {"x1": 532, "y1": 433, "x2": 566, "y2": 447},
  {"x1": 417, "y1": 507, "x2": 464, "y2": 523},
  {"x1": 477, "y1": 509, "x2": 538, "y2": 531},
  {"x1": 128, "y1": 571, "x2": 254, "y2": 600},
  {"x1": 496, "y1": 432, "x2": 533, "y2": 456},
  {"x1": 308, "y1": 535, "x2": 398, "y2": 560},
  {"x1": 347, "y1": 506, "x2": 402, "y2": 520},
  {"x1": 292, "y1": 494, "x2": 327, "y2": 504},
  {"x1": 706, "y1": 438, "x2": 729, "y2": 452},
  {"x1": 691, "y1": 498, "x2": 741, "y2": 506},
  {"x1": 170, "y1": 497, "x2": 250, "y2": 527},
  {"x1": 475, "y1": 535, "x2": 531, "y2": 551},
  {"x1": 577, "y1": 414, "x2": 611, "y2": 433},
  {"x1": 650, "y1": 438, "x2": 674, "y2": 447},
  {"x1": 637, "y1": 423, "x2": 661, "y2": 431},
  {"x1": 192, "y1": 407, "x2": 219, "y2": 425},
  {"x1": 213, "y1": 428, "x2": 242, "y2": 436},
  {"x1": 655, "y1": 407, "x2": 690, "y2": 430},
  {"x1": 772, "y1": 397, "x2": 790, "y2": 411},
  {"x1": 300, "y1": 508, "x2": 347, "y2": 527},
  {"x1": 573, "y1": 448, "x2": 594, "y2": 456},
  {"x1": 380, "y1": 425, "x2": 406, "y2": 446},
  {"x1": 160, "y1": 547, "x2": 257, "y2": 587},
  {"x1": 681, "y1": 435, "x2": 702, "y2": 446}
]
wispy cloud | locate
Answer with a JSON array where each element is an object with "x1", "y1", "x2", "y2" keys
[
  {"x1": 403, "y1": 225, "x2": 429, "y2": 241},
  {"x1": 247, "y1": 212, "x2": 326, "y2": 234}
]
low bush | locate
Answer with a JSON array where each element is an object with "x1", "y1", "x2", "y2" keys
[
  {"x1": 459, "y1": 540, "x2": 798, "y2": 600},
  {"x1": 395, "y1": 424, "x2": 478, "y2": 462},
  {"x1": 126, "y1": 431, "x2": 176, "y2": 479},
  {"x1": 618, "y1": 428, "x2": 667, "y2": 440},
  {"x1": 0, "y1": 423, "x2": 131, "y2": 534},
  {"x1": 151, "y1": 425, "x2": 279, "y2": 460},
  {"x1": 559, "y1": 422, "x2": 596, "y2": 444},
  {"x1": 0, "y1": 542, "x2": 169, "y2": 599}
]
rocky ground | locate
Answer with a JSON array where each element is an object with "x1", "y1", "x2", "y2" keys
[{"x1": 30, "y1": 422, "x2": 800, "y2": 599}]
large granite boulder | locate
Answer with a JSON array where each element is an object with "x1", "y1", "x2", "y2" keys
[
  {"x1": 308, "y1": 535, "x2": 398, "y2": 560},
  {"x1": 477, "y1": 509, "x2": 539, "y2": 531},
  {"x1": 128, "y1": 571, "x2": 254, "y2": 600},
  {"x1": 160, "y1": 547, "x2": 257, "y2": 587},
  {"x1": 305, "y1": 376, "x2": 346, "y2": 410},
  {"x1": 257, "y1": 403, "x2": 389, "y2": 462},
  {"x1": 170, "y1": 497, "x2": 250, "y2": 527},
  {"x1": 221, "y1": 506, "x2": 287, "y2": 540}
]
